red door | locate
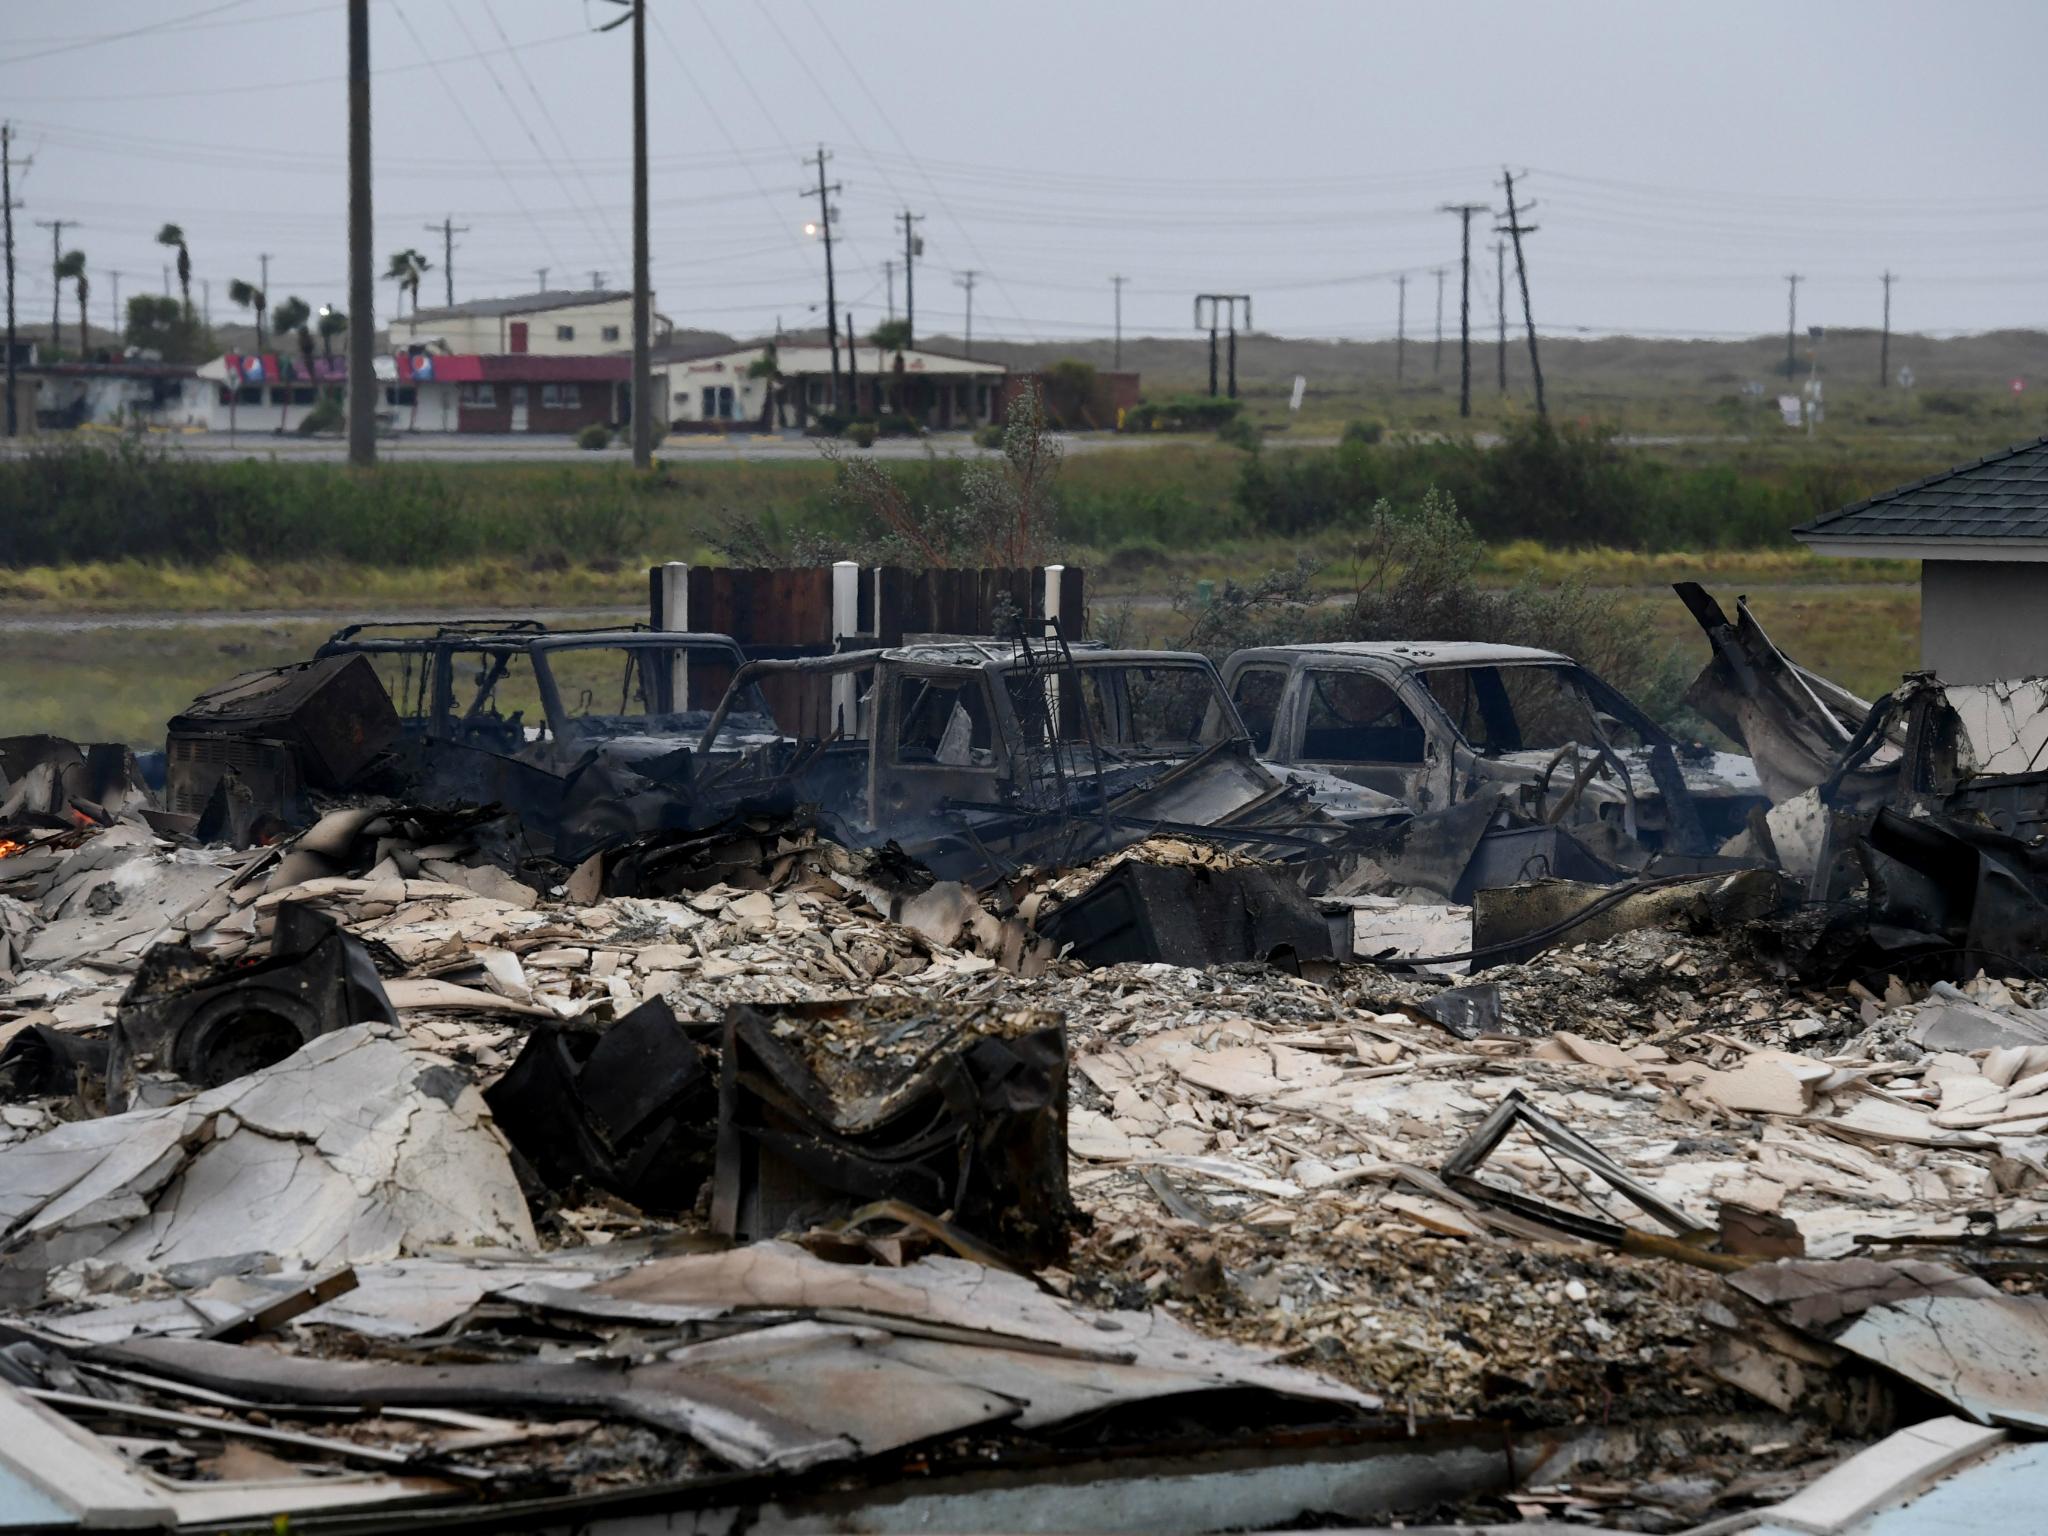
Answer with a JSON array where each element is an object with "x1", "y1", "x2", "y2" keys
[{"x1": 509, "y1": 321, "x2": 528, "y2": 354}]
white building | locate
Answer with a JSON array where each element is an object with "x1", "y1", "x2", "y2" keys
[
  {"x1": 391, "y1": 289, "x2": 665, "y2": 357},
  {"x1": 657, "y1": 339, "x2": 1008, "y2": 431}
]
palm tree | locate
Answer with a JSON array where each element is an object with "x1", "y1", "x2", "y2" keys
[
  {"x1": 868, "y1": 319, "x2": 912, "y2": 415},
  {"x1": 228, "y1": 277, "x2": 267, "y2": 351},
  {"x1": 746, "y1": 341, "x2": 786, "y2": 429},
  {"x1": 271, "y1": 296, "x2": 317, "y2": 429},
  {"x1": 384, "y1": 248, "x2": 431, "y2": 317},
  {"x1": 156, "y1": 224, "x2": 193, "y2": 320},
  {"x1": 55, "y1": 250, "x2": 89, "y2": 358},
  {"x1": 316, "y1": 305, "x2": 347, "y2": 358}
]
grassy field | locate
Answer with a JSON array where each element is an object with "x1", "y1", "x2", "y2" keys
[{"x1": 3, "y1": 383, "x2": 1972, "y2": 744}]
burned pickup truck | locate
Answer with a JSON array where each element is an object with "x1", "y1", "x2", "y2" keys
[
  {"x1": 1221, "y1": 641, "x2": 1766, "y2": 853},
  {"x1": 687, "y1": 636, "x2": 1409, "y2": 879},
  {"x1": 166, "y1": 622, "x2": 774, "y2": 848}
]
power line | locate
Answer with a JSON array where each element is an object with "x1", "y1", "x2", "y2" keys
[
  {"x1": 387, "y1": 2, "x2": 563, "y2": 273},
  {"x1": 0, "y1": 0, "x2": 260, "y2": 67},
  {"x1": 479, "y1": 0, "x2": 629, "y2": 274},
  {"x1": 441, "y1": 2, "x2": 613, "y2": 273},
  {"x1": 795, "y1": 0, "x2": 1041, "y2": 342}
]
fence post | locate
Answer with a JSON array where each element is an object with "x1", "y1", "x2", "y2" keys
[
  {"x1": 657, "y1": 560, "x2": 690, "y2": 711},
  {"x1": 1041, "y1": 563, "x2": 1066, "y2": 634},
  {"x1": 831, "y1": 559, "x2": 860, "y2": 735}
]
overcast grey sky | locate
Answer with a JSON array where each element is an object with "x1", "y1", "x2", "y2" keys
[{"x1": 3, "y1": 0, "x2": 2044, "y2": 347}]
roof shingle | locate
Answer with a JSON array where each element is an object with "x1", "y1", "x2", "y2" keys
[{"x1": 1796, "y1": 437, "x2": 2048, "y2": 543}]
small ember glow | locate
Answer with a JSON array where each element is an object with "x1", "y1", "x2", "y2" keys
[{"x1": 0, "y1": 839, "x2": 25, "y2": 859}]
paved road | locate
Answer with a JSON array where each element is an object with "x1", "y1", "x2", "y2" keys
[{"x1": 2, "y1": 429, "x2": 1281, "y2": 464}]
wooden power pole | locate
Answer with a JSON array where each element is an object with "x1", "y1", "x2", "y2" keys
[
  {"x1": 804, "y1": 147, "x2": 843, "y2": 411},
  {"x1": 1395, "y1": 272, "x2": 1406, "y2": 386},
  {"x1": 1494, "y1": 238, "x2": 1507, "y2": 394},
  {"x1": 347, "y1": 0, "x2": 376, "y2": 467},
  {"x1": 425, "y1": 216, "x2": 470, "y2": 308},
  {"x1": 897, "y1": 209, "x2": 922, "y2": 346},
  {"x1": 1440, "y1": 201, "x2": 1486, "y2": 417},
  {"x1": 1784, "y1": 273, "x2": 1802, "y2": 379},
  {"x1": 1496, "y1": 170, "x2": 1546, "y2": 418},
  {"x1": 3, "y1": 122, "x2": 18, "y2": 438},
  {"x1": 1880, "y1": 271, "x2": 1896, "y2": 387}
]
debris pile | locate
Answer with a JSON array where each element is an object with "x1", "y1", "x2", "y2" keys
[{"x1": 2, "y1": 592, "x2": 2048, "y2": 1529}]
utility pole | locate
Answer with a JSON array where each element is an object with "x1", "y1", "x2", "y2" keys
[
  {"x1": 955, "y1": 270, "x2": 979, "y2": 358},
  {"x1": 201, "y1": 278, "x2": 211, "y2": 327},
  {"x1": 1496, "y1": 169, "x2": 1546, "y2": 417},
  {"x1": 896, "y1": 208, "x2": 923, "y2": 346},
  {"x1": 256, "y1": 253, "x2": 272, "y2": 348},
  {"x1": 108, "y1": 270, "x2": 121, "y2": 339},
  {"x1": 536, "y1": 267, "x2": 548, "y2": 291},
  {"x1": 34, "y1": 218, "x2": 76, "y2": 352},
  {"x1": 346, "y1": 0, "x2": 376, "y2": 467},
  {"x1": 803, "y1": 146, "x2": 843, "y2": 410},
  {"x1": 1880, "y1": 270, "x2": 1896, "y2": 387},
  {"x1": 425, "y1": 217, "x2": 468, "y2": 307},
  {"x1": 1395, "y1": 273, "x2": 1407, "y2": 386},
  {"x1": 629, "y1": 0, "x2": 650, "y2": 468},
  {"x1": 1784, "y1": 273, "x2": 1802, "y2": 378},
  {"x1": 1432, "y1": 267, "x2": 1445, "y2": 375},
  {"x1": 883, "y1": 259, "x2": 896, "y2": 323},
  {"x1": 591, "y1": 270, "x2": 604, "y2": 290},
  {"x1": 1193, "y1": 295, "x2": 1251, "y2": 399},
  {"x1": 3, "y1": 122, "x2": 19, "y2": 437},
  {"x1": 1494, "y1": 239, "x2": 1507, "y2": 395},
  {"x1": 1111, "y1": 274, "x2": 1126, "y2": 370},
  {"x1": 1440, "y1": 202, "x2": 1486, "y2": 417}
]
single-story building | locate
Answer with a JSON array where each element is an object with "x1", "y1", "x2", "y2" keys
[
  {"x1": 656, "y1": 338, "x2": 1007, "y2": 432},
  {"x1": 188, "y1": 353, "x2": 630, "y2": 436},
  {"x1": 1794, "y1": 436, "x2": 2048, "y2": 684},
  {"x1": 392, "y1": 288, "x2": 670, "y2": 357},
  {"x1": 22, "y1": 359, "x2": 205, "y2": 431}
]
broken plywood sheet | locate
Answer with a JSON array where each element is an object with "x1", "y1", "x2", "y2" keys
[
  {"x1": 1833, "y1": 1295, "x2": 2048, "y2": 1432},
  {"x1": 1762, "y1": 1414, "x2": 2006, "y2": 1534},
  {"x1": 0, "y1": 1026, "x2": 534, "y2": 1290}
]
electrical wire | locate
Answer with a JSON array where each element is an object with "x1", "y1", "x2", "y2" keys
[
  {"x1": 0, "y1": 0, "x2": 264, "y2": 67},
  {"x1": 388, "y1": 1, "x2": 565, "y2": 272}
]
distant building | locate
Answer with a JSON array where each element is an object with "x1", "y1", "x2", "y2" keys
[
  {"x1": 1795, "y1": 437, "x2": 2048, "y2": 683},
  {"x1": 188, "y1": 352, "x2": 628, "y2": 436},
  {"x1": 655, "y1": 337, "x2": 1007, "y2": 432},
  {"x1": 20, "y1": 358, "x2": 203, "y2": 431},
  {"x1": 391, "y1": 289, "x2": 668, "y2": 357}
]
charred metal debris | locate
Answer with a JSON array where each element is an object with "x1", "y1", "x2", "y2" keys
[{"x1": 0, "y1": 591, "x2": 2046, "y2": 1530}]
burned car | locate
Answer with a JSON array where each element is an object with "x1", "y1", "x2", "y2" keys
[
  {"x1": 1221, "y1": 641, "x2": 1766, "y2": 851},
  {"x1": 167, "y1": 623, "x2": 773, "y2": 847},
  {"x1": 691, "y1": 638, "x2": 1408, "y2": 877}
]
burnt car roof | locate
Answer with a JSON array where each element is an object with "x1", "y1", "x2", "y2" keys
[
  {"x1": 1229, "y1": 641, "x2": 1573, "y2": 669},
  {"x1": 885, "y1": 641, "x2": 1216, "y2": 670}
]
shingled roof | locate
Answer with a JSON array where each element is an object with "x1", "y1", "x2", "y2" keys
[{"x1": 1796, "y1": 436, "x2": 2048, "y2": 547}]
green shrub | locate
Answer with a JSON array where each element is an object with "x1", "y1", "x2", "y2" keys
[
  {"x1": 295, "y1": 398, "x2": 344, "y2": 437},
  {"x1": 1122, "y1": 395, "x2": 1245, "y2": 433},
  {"x1": 1216, "y1": 414, "x2": 1263, "y2": 452},
  {"x1": 845, "y1": 420, "x2": 878, "y2": 448},
  {"x1": 1341, "y1": 418, "x2": 1384, "y2": 446},
  {"x1": 577, "y1": 423, "x2": 613, "y2": 451},
  {"x1": 973, "y1": 423, "x2": 1004, "y2": 449}
]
